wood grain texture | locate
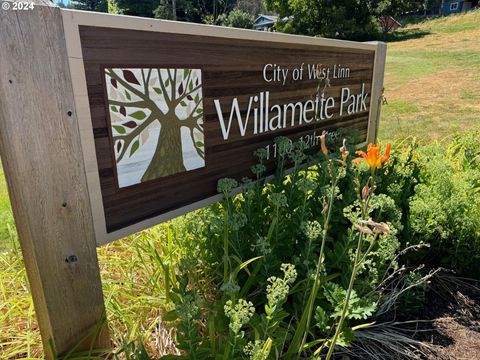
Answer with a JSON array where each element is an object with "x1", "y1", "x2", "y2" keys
[
  {"x1": 0, "y1": 3, "x2": 109, "y2": 358},
  {"x1": 367, "y1": 42, "x2": 387, "y2": 143},
  {"x1": 79, "y1": 25, "x2": 376, "y2": 233}
]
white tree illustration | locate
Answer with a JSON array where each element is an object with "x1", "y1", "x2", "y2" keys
[{"x1": 105, "y1": 68, "x2": 204, "y2": 185}]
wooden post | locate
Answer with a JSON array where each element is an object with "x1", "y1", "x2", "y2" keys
[
  {"x1": 0, "y1": 1, "x2": 110, "y2": 358},
  {"x1": 366, "y1": 41, "x2": 387, "y2": 144}
]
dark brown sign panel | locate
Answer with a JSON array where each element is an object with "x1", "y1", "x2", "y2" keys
[{"x1": 63, "y1": 12, "x2": 385, "y2": 244}]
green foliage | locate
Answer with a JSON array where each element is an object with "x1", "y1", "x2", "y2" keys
[
  {"x1": 108, "y1": 0, "x2": 121, "y2": 14},
  {"x1": 372, "y1": 0, "x2": 422, "y2": 33},
  {"x1": 375, "y1": 142, "x2": 422, "y2": 244},
  {"x1": 398, "y1": 270, "x2": 427, "y2": 314},
  {"x1": 263, "y1": 0, "x2": 422, "y2": 38},
  {"x1": 323, "y1": 283, "x2": 377, "y2": 321},
  {"x1": 372, "y1": 0, "x2": 422, "y2": 18},
  {"x1": 408, "y1": 132, "x2": 480, "y2": 276},
  {"x1": 236, "y1": 0, "x2": 264, "y2": 16},
  {"x1": 265, "y1": 0, "x2": 377, "y2": 39},
  {"x1": 219, "y1": 8, "x2": 255, "y2": 29},
  {"x1": 158, "y1": 135, "x2": 404, "y2": 358},
  {"x1": 71, "y1": 0, "x2": 108, "y2": 12},
  {"x1": 153, "y1": 0, "x2": 208, "y2": 22},
  {"x1": 111, "y1": 0, "x2": 159, "y2": 17},
  {"x1": 4, "y1": 131, "x2": 479, "y2": 357}
]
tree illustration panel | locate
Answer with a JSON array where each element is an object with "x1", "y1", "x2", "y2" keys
[{"x1": 105, "y1": 67, "x2": 205, "y2": 188}]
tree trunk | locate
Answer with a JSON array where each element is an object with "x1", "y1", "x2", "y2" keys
[
  {"x1": 142, "y1": 115, "x2": 185, "y2": 181},
  {"x1": 171, "y1": 0, "x2": 177, "y2": 20}
]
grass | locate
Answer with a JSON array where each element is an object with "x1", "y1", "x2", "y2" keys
[
  {"x1": 0, "y1": 166, "x2": 14, "y2": 250},
  {"x1": 0, "y1": 218, "x2": 182, "y2": 358},
  {"x1": 379, "y1": 9, "x2": 480, "y2": 143},
  {"x1": 1, "y1": 9, "x2": 480, "y2": 359}
]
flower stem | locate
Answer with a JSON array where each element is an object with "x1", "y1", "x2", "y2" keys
[
  {"x1": 325, "y1": 175, "x2": 373, "y2": 360},
  {"x1": 296, "y1": 162, "x2": 339, "y2": 358},
  {"x1": 325, "y1": 230, "x2": 363, "y2": 360}
]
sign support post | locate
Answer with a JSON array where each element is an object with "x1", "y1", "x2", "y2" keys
[
  {"x1": 367, "y1": 41, "x2": 387, "y2": 144},
  {"x1": 0, "y1": 1, "x2": 109, "y2": 358}
]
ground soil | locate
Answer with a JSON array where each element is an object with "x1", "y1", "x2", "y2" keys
[{"x1": 416, "y1": 275, "x2": 480, "y2": 359}]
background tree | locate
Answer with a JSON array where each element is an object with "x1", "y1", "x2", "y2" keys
[
  {"x1": 106, "y1": 68, "x2": 204, "y2": 181},
  {"x1": 264, "y1": 0, "x2": 377, "y2": 39},
  {"x1": 371, "y1": 0, "x2": 423, "y2": 33},
  {"x1": 220, "y1": 8, "x2": 255, "y2": 28},
  {"x1": 236, "y1": 0, "x2": 264, "y2": 16},
  {"x1": 153, "y1": 0, "x2": 206, "y2": 22},
  {"x1": 111, "y1": 0, "x2": 158, "y2": 17},
  {"x1": 206, "y1": 0, "x2": 238, "y2": 23},
  {"x1": 108, "y1": 0, "x2": 120, "y2": 13},
  {"x1": 108, "y1": 0, "x2": 238, "y2": 23},
  {"x1": 71, "y1": 0, "x2": 108, "y2": 12}
]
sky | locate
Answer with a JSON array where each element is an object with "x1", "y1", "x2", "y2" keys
[{"x1": 53, "y1": 0, "x2": 71, "y2": 6}]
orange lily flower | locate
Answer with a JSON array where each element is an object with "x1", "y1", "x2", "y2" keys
[{"x1": 353, "y1": 143, "x2": 391, "y2": 173}]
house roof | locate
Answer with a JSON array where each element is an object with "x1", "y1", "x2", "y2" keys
[{"x1": 254, "y1": 14, "x2": 279, "y2": 26}]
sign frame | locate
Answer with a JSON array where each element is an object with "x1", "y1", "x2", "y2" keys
[{"x1": 62, "y1": 9, "x2": 386, "y2": 246}]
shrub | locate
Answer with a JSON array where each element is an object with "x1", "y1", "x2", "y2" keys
[
  {"x1": 408, "y1": 132, "x2": 480, "y2": 276},
  {"x1": 219, "y1": 9, "x2": 255, "y2": 29}
]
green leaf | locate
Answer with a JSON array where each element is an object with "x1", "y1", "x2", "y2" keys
[
  {"x1": 130, "y1": 140, "x2": 140, "y2": 157},
  {"x1": 303, "y1": 338, "x2": 326, "y2": 351},
  {"x1": 162, "y1": 310, "x2": 178, "y2": 322},
  {"x1": 237, "y1": 256, "x2": 262, "y2": 274},
  {"x1": 180, "y1": 101, "x2": 187, "y2": 107},
  {"x1": 169, "y1": 292, "x2": 181, "y2": 303},
  {"x1": 130, "y1": 111, "x2": 147, "y2": 120},
  {"x1": 195, "y1": 141, "x2": 204, "y2": 148},
  {"x1": 165, "y1": 79, "x2": 170, "y2": 87},
  {"x1": 352, "y1": 322, "x2": 375, "y2": 331},
  {"x1": 196, "y1": 108, "x2": 203, "y2": 114},
  {"x1": 111, "y1": 105, "x2": 118, "y2": 112},
  {"x1": 113, "y1": 125, "x2": 126, "y2": 134},
  {"x1": 195, "y1": 93, "x2": 200, "y2": 103},
  {"x1": 153, "y1": 87, "x2": 162, "y2": 94},
  {"x1": 188, "y1": 81, "x2": 193, "y2": 91},
  {"x1": 125, "y1": 90, "x2": 131, "y2": 100}
]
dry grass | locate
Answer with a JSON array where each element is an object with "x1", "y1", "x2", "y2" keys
[
  {"x1": 0, "y1": 223, "x2": 182, "y2": 359},
  {"x1": 379, "y1": 9, "x2": 480, "y2": 143}
]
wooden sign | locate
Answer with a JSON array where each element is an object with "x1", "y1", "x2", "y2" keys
[
  {"x1": 0, "y1": 2, "x2": 385, "y2": 357},
  {"x1": 62, "y1": 10, "x2": 386, "y2": 245}
]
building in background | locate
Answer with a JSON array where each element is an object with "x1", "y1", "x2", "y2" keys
[
  {"x1": 439, "y1": 1, "x2": 474, "y2": 15},
  {"x1": 253, "y1": 14, "x2": 278, "y2": 31}
]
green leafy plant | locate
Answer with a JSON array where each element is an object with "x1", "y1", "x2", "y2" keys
[{"x1": 408, "y1": 131, "x2": 480, "y2": 276}]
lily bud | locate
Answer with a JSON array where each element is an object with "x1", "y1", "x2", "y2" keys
[
  {"x1": 362, "y1": 184, "x2": 370, "y2": 201},
  {"x1": 340, "y1": 138, "x2": 349, "y2": 164},
  {"x1": 359, "y1": 219, "x2": 390, "y2": 235},
  {"x1": 320, "y1": 130, "x2": 328, "y2": 156},
  {"x1": 355, "y1": 224, "x2": 374, "y2": 235}
]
